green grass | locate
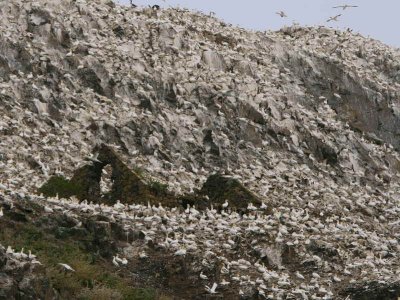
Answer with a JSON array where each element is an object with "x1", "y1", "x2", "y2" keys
[
  {"x1": 0, "y1": 220, "x2": 157, "y2": 300},
  {"x1": 38, "y1": 175, "x2": 82, "y2": 198}
]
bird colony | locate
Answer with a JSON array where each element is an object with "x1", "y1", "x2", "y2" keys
[{"x1": 0, "y1": 0, "x2": 400, "y2": 299}]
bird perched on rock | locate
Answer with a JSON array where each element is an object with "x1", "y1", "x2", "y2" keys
[
  {"x1": 85, "y1": 152, "x2": 101, "y2": 164},
  {"x1": 222, "y1": 200, "x2": 229, "y2": 209},
  {"x1": 112, "y1": 256, "x2": 119, "y2": 267},
  {"x1": 200, "y1": 271, "x2": 208, "y2": 280}
]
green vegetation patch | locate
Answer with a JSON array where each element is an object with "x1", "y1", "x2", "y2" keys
[
  {"x1": 38, "y1": 175, "x2": 82, "y2": 198},
  {"x1": 201, "y1": 174, "x2": 261, "y2": 210},
  {"x1": 0, "y1": 219, "x2": 156, "y2": 300}
]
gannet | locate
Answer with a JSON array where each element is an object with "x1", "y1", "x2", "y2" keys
[
  {"x1": 58, "y1": 263, "x2": 75, "y2": 272},
  {"x1": 220, "y1": 279, "x2": 230, "y2": 286},
  {"x1": 112, "y1": 256, "x2": 119, "y2": 267},
  {"x1": 222, "y1": 199, "x2": 229, "y2": 209},
  {"x1": 28, "y1": 250, "x2": 36, "y2": 259},
  {"x1": 200, "y1": 271, "x2": 208, "y2": 280},
  {"x1": 174, "y1": 248, "x2": 186, "y2": 256},
  {"x1": 327, "y1": 14, "x2": 342, "y2": 22},
  {"x1": 295, "y1": 271, "x2": 305, "y2": 280},
  {"x1": 205, "y1": 282, "x2": 218, "y2": 294},
  {"x1": 44, "y1": 206, "x2": 54, "y2": 213},
  {"x1": 276, "y1": 11, "x2": 287, "y2": 18},
  {"x1": 333, "y1": 4, "x2": 358, "y2": 10},
  {"x1": 85, "y1": 152, "x2": 101, "y2": 164}
]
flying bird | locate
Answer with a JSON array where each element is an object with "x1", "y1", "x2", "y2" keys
[
  {"x1": 333, "y1": 4, "x2": 358, "y2": 10},
  {"x1": 327, "y1": 14, "x2": 342, "y2": 22},
  {"x1": 276, "y1": 11, "x2": 287, "y2": 18}
]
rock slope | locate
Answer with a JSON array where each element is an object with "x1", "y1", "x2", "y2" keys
[{"x1": 1, "y1": 0, "x2": 400, "y2": 299}]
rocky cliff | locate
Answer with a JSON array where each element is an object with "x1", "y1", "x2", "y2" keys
[{"x1": 1, "y1": 0, "x2": 400, "y2": 299}]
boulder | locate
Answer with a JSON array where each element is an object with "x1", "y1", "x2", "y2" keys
[{"x1": 200, "y1": 174, "x2": 261, "y2": 211}]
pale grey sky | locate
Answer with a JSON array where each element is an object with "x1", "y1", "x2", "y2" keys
[{"x1": 119, "y1": 0, "x2": 400, "y2": 47}]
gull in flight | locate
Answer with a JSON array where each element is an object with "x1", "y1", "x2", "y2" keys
[
  {"x1": 327, "y1": 14, "x2": 342, "y2": 22},
  {"x1": 333, "y1": 4, "x2": 358, "y2": 10},
  {"x1": 276, "y1": 11, "x2": 287, "y2": 18}
]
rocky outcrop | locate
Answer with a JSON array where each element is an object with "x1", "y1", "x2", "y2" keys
[
  {"x1": 1, "y1": 0, "x2": 400, "y2": 299},
  {"x1": 0, "y1": 245, "x2": 57, "y2": 300},
  {"x1": 40, "y1": 144, "x2": 176, "y2": 206},
  {"x1": 274, "y1": 26, "x2": 400, "y2": 150},
  {"x1": 200, "y1": 174, "x2": 261, "y2": 210},
  {"x1": 340, "y1": 281, "x2": 400, "y2": 300}
]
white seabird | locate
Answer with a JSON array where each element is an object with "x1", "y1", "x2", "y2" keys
[
  {"x1": 276, "y1": 11, "x2": 288, "y2": 18},
  {"x1": 205, "y1": 282, "x2": 218, "y2": 294},
  {"x1": 333, "y1": 4, "x2": 358, "y2": 10},
  {"x1": 58, "y1": 263, "x2": 75, "y2": 272},
  {"x1": 326, "y1": 14, "x2": 342, "y2": 22}
]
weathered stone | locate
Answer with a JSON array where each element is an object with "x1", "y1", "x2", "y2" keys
[
  {"x1": 200, "y1": 174, "x2": 261, "y2": 210},
  {"x1": 340, "y1": 281, "x2": 400, "y2": 300},
  {"x1": 39, "y1": 144, "x2": 177, "y2": 207}
]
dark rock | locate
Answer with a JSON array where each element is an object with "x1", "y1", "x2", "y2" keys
[
  {"x1": 28, "y1": 8, "x2": 51, "y2": 27},
  {"x1": 203, "y1": 129, "x2": 220, "y2": 157},
  {"x1": 307, "y1": 240, "x2": 339, "y2": 261},
  {"x1": 0, "y1": 247, "x2": 58, "y2": 299},
  {"x1": 306, "y1": 135, "x2": 338, "y2": 166},
  {"x1": 239, "y1": 103, "x2": 265, "y2": 125},
  {"x1": 7, "y1": 211, "x2": 27, "y2": 223},
  {"x1": 340, "y1": 281, "x2": 400, "y2": 300},
  {"x1": 113, "y1": 25, "x2": 125, "y2": 38},
  {"x1": 200, "y1": 174, "x2": 261, "y2": 211},
  {"x1": 77, "y1": 67, "x2": 105, "y2": 95}
]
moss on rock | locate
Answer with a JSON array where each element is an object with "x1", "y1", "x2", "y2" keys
[
  {"x1": 37, "y1": 144, "x2": 177, "y2": 207},
  {"x1": 0, "y1": 201, "x2": 161, "y2": 300},
  {"x1": 38, "y1": 175, "x2": 83, "y2": 198},
  {"x1": 200, "y1": 174, "x2": 261, "y2": 211}
]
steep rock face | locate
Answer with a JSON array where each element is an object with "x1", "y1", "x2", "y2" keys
[
  {"x1": 340, "y1": 281, "x2": 400, "y2": 300},
  {"x1": 1, "y1": 0, "x2": 400, "y2": 199},
  {"x1": 1, "y1": 0, "x2": 400, "y2": 299},
  {"x1": 273, "y1": 26, "x2": 400, "y2": 149}
]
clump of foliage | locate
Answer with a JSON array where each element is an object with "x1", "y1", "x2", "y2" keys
[
  {"x1": 148, "y1": 179, "x2": 169, "y2": 197},
  {"x1": 38, "y1": 175, "x2": 82, "y2": 198}
]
